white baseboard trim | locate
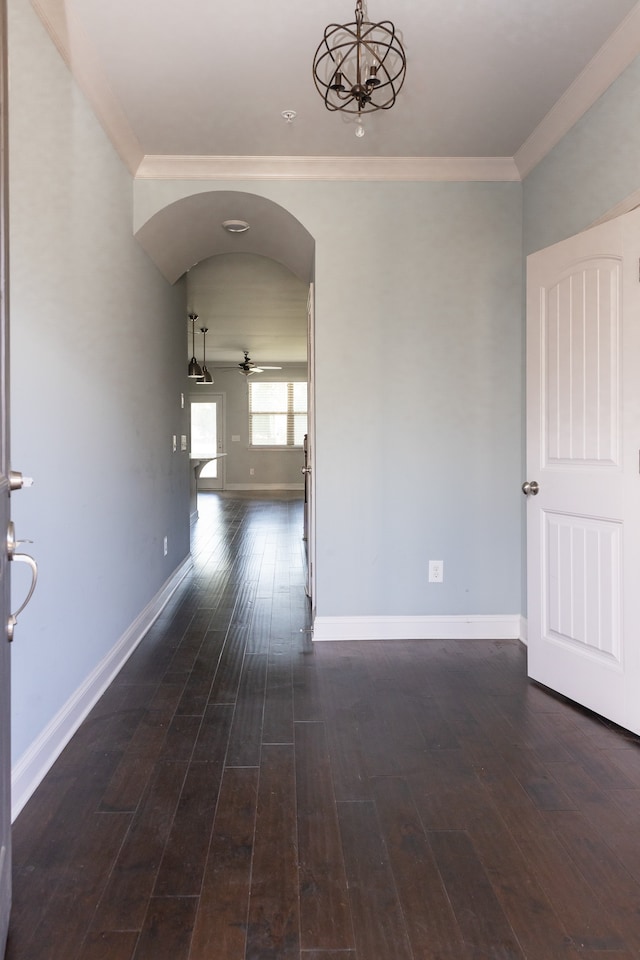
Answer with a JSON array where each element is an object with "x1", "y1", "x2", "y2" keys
[
  {"x1": 519, "y1": 616, "x2": 528, "y2": 645},
  {"x1": 312, "y1": 614, "x2": 522, "y2": 642},
  {"x1": 223, "y1": 483, "x2": 304, "y2": 491},
  {"x1": 11, "y1": 556, "x2": 193, "y2": 822}
]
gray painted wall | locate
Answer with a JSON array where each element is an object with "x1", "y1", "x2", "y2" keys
[
  {"x1": 137, "y1": 180, "x2": 524, "y2": 620},
  {"x1": 8, "y1": 0, "x2": 190, "y2": 765},
  {"x1": 524, "y1": 55, "x2": 640, "y2": 255}
]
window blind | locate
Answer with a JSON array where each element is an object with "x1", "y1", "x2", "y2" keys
[{"x1": 249, "y1": 381, "x2": 307, "y2": 447}]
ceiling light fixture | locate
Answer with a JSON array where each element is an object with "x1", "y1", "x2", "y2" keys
[
  {"x1": 222, "y1": 219, "x2": 250, "y2": 234},
  {"x1": 188, "y1": 313, "x2": 203, "y2": 378},
  {"x1": 198, "y1": 327, "x2": 213, "y2": 384},
  {"x1": 312, "y1": 0, "x2": 406, "y2": 117},
  {"x1": 237, "y1": 351, "x2": 282, "y2": 377}
]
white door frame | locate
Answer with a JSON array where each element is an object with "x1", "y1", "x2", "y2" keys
[
  {"x1": 0, "y1": 0, "x2": 11, "y2": 944},
  {"x1": 306, "y1": 283, "x2": 316, "y2": 613}
]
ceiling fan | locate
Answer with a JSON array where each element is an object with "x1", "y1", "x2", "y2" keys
[{"x1": 236, "y1": 351, "x2": 282, "y2": 376}]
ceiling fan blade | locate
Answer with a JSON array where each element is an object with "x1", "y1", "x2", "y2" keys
[{"x1": 258, "y1": 365, "x2": 282, "y2": 370}]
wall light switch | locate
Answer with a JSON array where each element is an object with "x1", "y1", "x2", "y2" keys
[
  {"x1": 231, "y1": 435, "x2": 240, "y2": 442},
  {"x1": 172, "y1": 435, "x2": 177, "y2": 452},
  {"x1": 181, "y1": 435, "x2": 187, "y2": 451}
]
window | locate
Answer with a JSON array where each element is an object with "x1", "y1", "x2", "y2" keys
[{"x1": 249, "y1": 381, "x2": 307, "y2": 447}]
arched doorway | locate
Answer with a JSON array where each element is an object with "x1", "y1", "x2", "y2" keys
[{"x1": 134, "y1": 191, "x2": 316, "y2": 608}]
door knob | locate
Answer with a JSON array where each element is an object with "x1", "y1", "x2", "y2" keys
[
  {"x1": 521, "y1": 480, "x2": 540, "y2": 496},
  {"x1": 9, "y1": 470, "x2": 34, "y2": 492},
  {"x1": 301, "y1": 466, "x2": 312, "y2": 475}
]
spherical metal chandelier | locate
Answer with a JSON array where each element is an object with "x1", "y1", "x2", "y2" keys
[{"x1": 312, "y1": 0, "x2": 407, "y2": 116}]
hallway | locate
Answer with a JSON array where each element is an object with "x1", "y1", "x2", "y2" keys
[{"x1": 6, "y1": 493, "x2": 640, "y2": 959}]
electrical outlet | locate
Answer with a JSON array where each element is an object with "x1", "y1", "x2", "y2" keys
[
  {"x1": 163, "y1": 536, "x2": 168, "y2": 556},
  {"x1": 250, "y1": 467, "x2": 255, "y2": 476},
  {"x1": 429, "y1": 560, "x2": 443, "y2": 583},
  {"x1": 180, "y1": 435, "x2": 187, "y2": 451}
]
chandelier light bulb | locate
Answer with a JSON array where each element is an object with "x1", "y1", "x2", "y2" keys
[{"x1": 355, "y1": 122, "x2": 365, "y2": 138}]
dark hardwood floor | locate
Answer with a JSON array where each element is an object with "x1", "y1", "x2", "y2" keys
[{"x1": 6, "y1": 491, "x2": 640, "y2": 959}]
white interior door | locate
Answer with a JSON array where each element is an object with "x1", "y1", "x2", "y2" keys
[
  {"x1": 0, "y1": 2, "x2": 10, "y2": 945},
  {"x1": 526, "y1": 206, "x2": 640, "y2": 734},
  {"x1": 190, "y1": 394, "x2": 224, "y2": 491}
]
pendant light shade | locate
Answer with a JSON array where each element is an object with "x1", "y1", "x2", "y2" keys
[
  {"x1": 198, "y1": 327, "x2": 214, "y2": 384},
  {"x1": 188, "y1": 313, "x2": 203, "y2": 378}
]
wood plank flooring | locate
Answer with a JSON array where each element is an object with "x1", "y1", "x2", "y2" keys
[{"x1": 7, "y1": 491, "x2": 640, "y2": 959}]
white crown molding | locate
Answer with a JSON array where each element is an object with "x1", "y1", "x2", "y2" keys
[
  {"x1": 312, "y1": 614, "x2": 522, "y2": 642},
  {"x1": 515, "y1": 2, "x2": 640, "y2": 179},
  {"x1": 30, "y1": 0, "x2": 144, "y2": 175},
  {"x1": 134, "y1": 155, "x2": 521, "y2": 183}
]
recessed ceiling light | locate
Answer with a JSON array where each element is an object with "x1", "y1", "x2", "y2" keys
[
  {"x1": 222, "y1": 219, "x2": 250, "y2": 234},
  {"x1": 281, "y1": 110, "x2": 297, "y2": 123}
]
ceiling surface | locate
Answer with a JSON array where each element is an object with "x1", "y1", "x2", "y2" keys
[
  {"x1": 30, "y1": 0, "x2": 640, "y2": 366},
  {"x1": 35, "y1": 0, "x2": 640, "y2": 164},
  {"x1": 186, "y1": 253, "x2": 309, "y2": 368}
]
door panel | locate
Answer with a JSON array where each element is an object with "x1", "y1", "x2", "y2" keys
[
  {"x1": 526, "y1": 207, "x2": 640, "y2": 734},
  {"x1": 544, "y1": 261, "x2": 619, "y2": 465},
  {"x1": 0, "y1": 0, "x2": 10, "y2": 945},
  {"x1": 543, "y1": 512, "x2": 620, "y2": 662}
]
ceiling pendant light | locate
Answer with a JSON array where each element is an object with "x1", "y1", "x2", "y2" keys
[
  {"x1": 188, "y1": 313, "x2": 203, "y2": 378},
  {"x1": 312, "y1": 0, "x2": 406, "y2": 117},
  {"x1": 198, "y1": 327, "x2": 214, "y2": 384}
]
